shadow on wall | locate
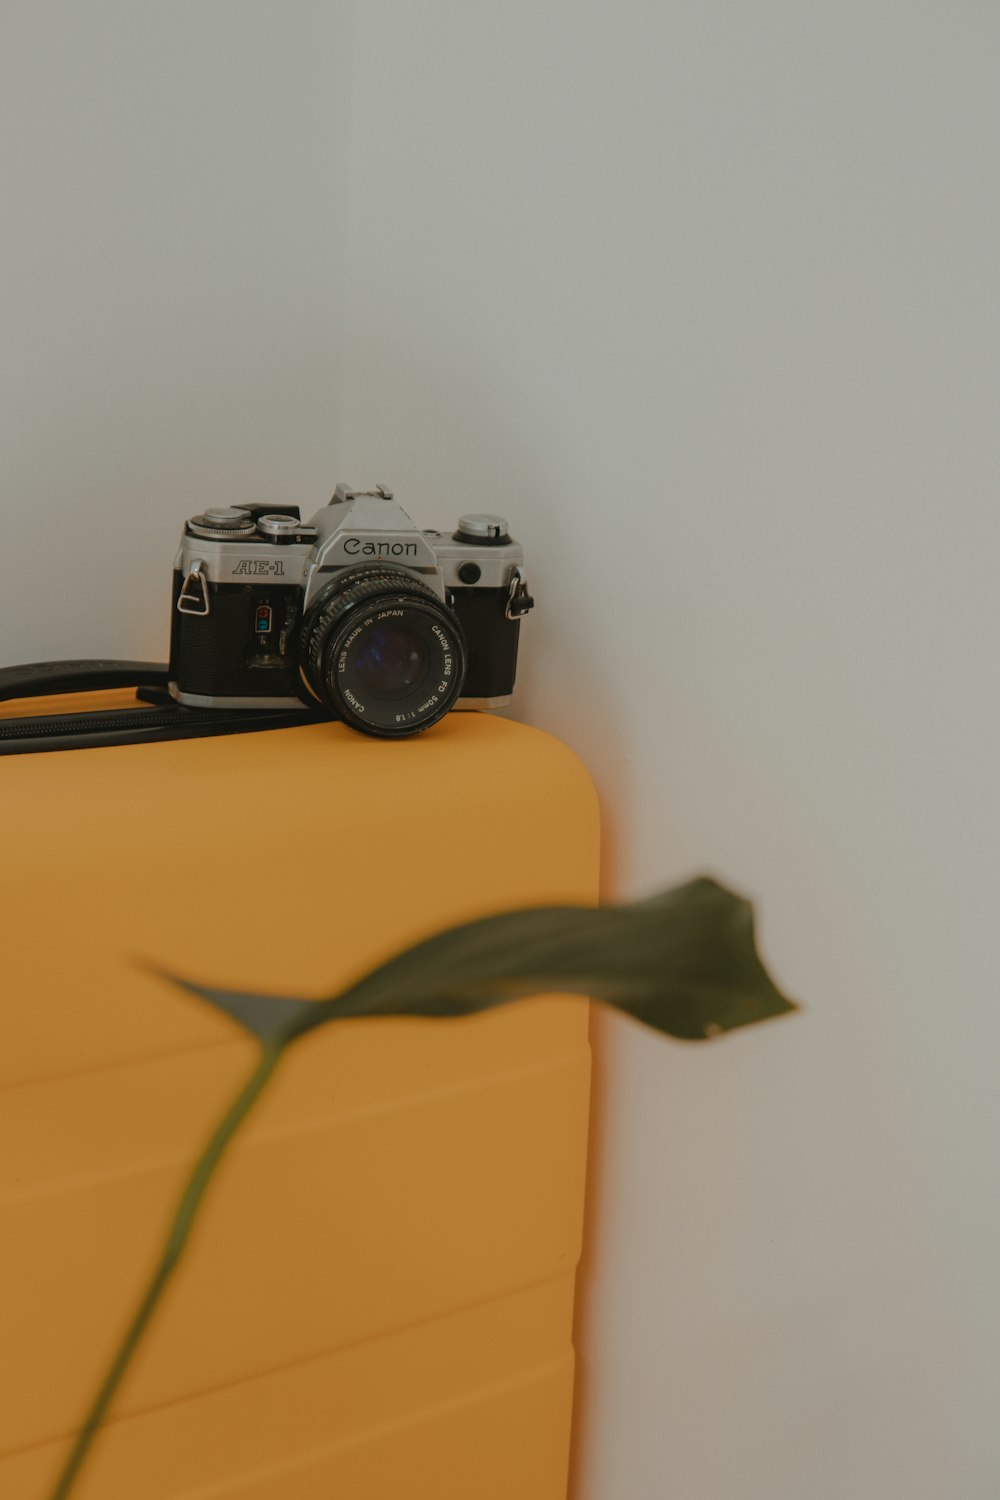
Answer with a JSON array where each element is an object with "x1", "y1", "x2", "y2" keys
[{"x1": 335, "y1": 320, "x2": 643, "y2": 875}]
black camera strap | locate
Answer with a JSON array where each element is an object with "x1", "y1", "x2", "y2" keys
[
  {"x1": 0, "y1": 659, "x2": 331, "y2": 756},
  {"x1": 0, "y1": 659, "x2": 170, "y2": 703}
]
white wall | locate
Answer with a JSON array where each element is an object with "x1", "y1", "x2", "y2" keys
[
  {"x1": 4, "y1": 4, "x2": 1000, "y2": 1497},
  {"x1": 335, "y1": 5, "x2": 1000, "y2": 1498},
  {"x1": 0, "y1": 0, "x2": 353, "y2": 663}
]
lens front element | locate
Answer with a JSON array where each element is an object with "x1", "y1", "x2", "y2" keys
[
  {"x1": 352, "y1": 621, "x2": 430, "y2": 701},
  {"x1": 300, "y1": 569, "x2": 467, "y2": 737}
]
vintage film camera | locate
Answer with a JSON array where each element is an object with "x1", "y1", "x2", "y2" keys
[{"x1": 169, "y1": 484, "x2": 534, "y2": 737}]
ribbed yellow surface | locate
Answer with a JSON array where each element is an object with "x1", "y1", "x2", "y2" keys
[{"x1": 0, "y1": 710, "x2": 599, "y2": 1499}]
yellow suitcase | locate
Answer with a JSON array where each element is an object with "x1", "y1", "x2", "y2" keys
[{"x1": 0, "y1": 681, "x2": 599, "y2": 1499}]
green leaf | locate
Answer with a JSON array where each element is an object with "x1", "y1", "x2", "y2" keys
[
  {"x1": 48, "y1": 877, "x2": 796, "y2": 1500},
  {"x1": 142, "y1": 965, "x2": 316, "y2": 1046},
  {"x1": 169, "y1": 877, "x2": 798, "y2": 1047}
]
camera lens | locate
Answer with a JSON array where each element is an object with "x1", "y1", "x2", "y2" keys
[{"x1": 299, "y1": 567, "x2": 467, "y2": 737}]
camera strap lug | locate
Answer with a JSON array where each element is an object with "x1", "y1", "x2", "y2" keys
[
  {"x1": 177, "y1": 561, "x2": 211, "y2": 616},
  {"x1": 505, "y1": 565, "x2": 534, "y2": 621}
]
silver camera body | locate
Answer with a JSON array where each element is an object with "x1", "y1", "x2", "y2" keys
[{"x1": 169, "y1": 484, "x2": 533, "y2": 738}]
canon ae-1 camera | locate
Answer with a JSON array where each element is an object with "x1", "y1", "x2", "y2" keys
[{"x1": 169, "y1": 484, "x2": 533, "y2": 738}]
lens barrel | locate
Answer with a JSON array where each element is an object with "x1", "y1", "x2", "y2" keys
[{"x1": 298, "y1": 567, "x2": 467, "y2": 736}]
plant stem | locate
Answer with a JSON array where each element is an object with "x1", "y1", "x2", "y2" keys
[{"x1": 47, "y1": 1042, "x2": 285, "y2": 1500}]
